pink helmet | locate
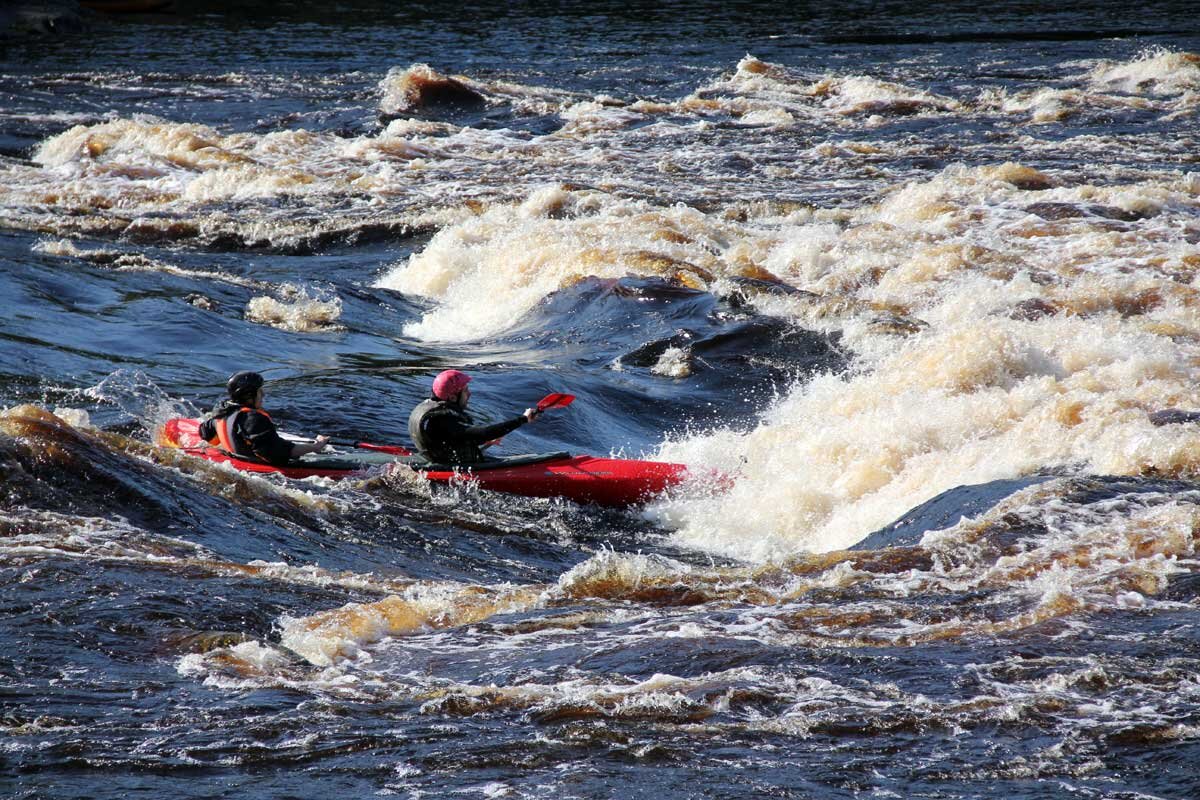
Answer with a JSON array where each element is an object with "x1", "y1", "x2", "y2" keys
[{"x1": 432, "y1": 369, "x2": 471, "y2": 400}]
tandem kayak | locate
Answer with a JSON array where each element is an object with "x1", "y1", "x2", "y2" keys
[{"x1": 157, "y1": 418, "x2": 701, "y2": 507}]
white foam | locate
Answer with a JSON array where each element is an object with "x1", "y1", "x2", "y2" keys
[
  {"x1": 245, "y1": 284, "x2": 343, "y2": 332},
  {"x1": 678, "y1": 55, "x2": 960, "y2": 124},
  {"x1": 648, "y1": 165, "x2": 1200, "y2": 560},
  {"x1": 375, "y1": 187, "x2": 747, "y2": 342},
  {"x1": 1089, "y1": 48, "x2": 1200, "y2": 97}
]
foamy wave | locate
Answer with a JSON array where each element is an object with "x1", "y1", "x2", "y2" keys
[
  {"x1": 983, "y1": 85, "x2": 1158, "y2": 124},
  {"x1": 31, "y1": 238, "x2": 90, "y2": 257},
  {"x1": 970, "y1": 52, "x2": 1200, "y2": 123},
  {"x1": 177, "y1": 640, "x2": 296, "y2": 681},
  {"x1": 557, "y1": 100, "x2": 646, "y2": 135},
  {"x1": 375, "y1": 186, "x2": 754, "y2": 341},
  {"x1": 279, "y1": 583, "x2": 544, "y2": 666},
  {"x1": 379, "y1": 63, "x2": 583, "y2": 119},
  {"x1": 418, "y1": 666, "x2": 781, "y2": 721},
  {"x1": 34, "y1": 116, "x2": 244, "y2": 172},
  {"x1": 32, "y1": 121, "x2": 382, "y2": 204},
  {"x1": 649, "y1": 165, "x2": 1200, "y2": 561},
  {"x1": 6, "y1": 116, "x2": 464, "y2": 248},
  {"x1": 279, "y1": 550, "x2": 779, "y2": 668},
  {"x1": 0, "y1": 509, "x2": 208, "y2": 564},
  {"x1": 552, "y1": 550, "x2": 699, "y2": 599},
  {"x1": 677, "y1": 55, "x2": 960, "y2": 124},
  {"x1": 175, "y1": 640, "x2": 330, "y2": 693},
  {"x1": 920, "y1": 480, "x2": 1200, "y2": 612},
  {"x1": 0, "y1": 505, "x2": 416, "y2": 597},
  {"x1": 1089, "y1": 49, "x2": 1200, "y2": 97},
  {"x1": 35, "y1": 238, "x2": 270, "y2": 290},
  {"x1": 380, "y1": 63, "x2": 487, "y2": 117}
]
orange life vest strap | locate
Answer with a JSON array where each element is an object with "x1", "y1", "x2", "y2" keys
[{"x1": 210, "y1": 406, "x2": 267, "y2": 458}]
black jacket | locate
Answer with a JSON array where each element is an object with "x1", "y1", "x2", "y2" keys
[
  {"x1": 408, "y1": 398, "x2": 527, "y2": 464},
  {"x1": 198, "y1": 401, "x2": 295, "y2": 466}
]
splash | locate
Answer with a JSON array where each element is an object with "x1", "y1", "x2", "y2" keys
[
  {"x1": 245, "y1": 284, "x2": 343, "y2": 332},
  {"x1": 651, "y1": 347, "x2": 693, "y2": 378},
  {"x1": 85, "y1": 369, "x2": 195, "y2": 434},
  {"x1": 379, "y1": 63, "x2": 486, "y2": 116}
]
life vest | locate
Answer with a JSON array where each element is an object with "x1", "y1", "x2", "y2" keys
[
  {"x1": 408, "y1": 398, "x2": 481, "y2": 464},
  {"x1": 205, "y1": 406, "x2": 272, "y2": 461}
]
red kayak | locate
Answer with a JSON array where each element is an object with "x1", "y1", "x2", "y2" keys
[{"x1": 158, "y1": 418, "x2": 697, "y2": 507}]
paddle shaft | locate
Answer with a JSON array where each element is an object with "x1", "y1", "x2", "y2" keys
[{"x1": 326, "y1": 437, "x2": 411, "y2": 456}]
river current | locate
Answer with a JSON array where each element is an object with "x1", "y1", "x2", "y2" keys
[{"x1": 3, "y1": 2, "x2": 1200, "y2": 798}]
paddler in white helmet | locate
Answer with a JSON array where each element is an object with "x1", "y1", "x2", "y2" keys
[
  {"x1": 408, "y1": 369, "x2": 540, "y2": 465},
  {"x1": 198, "y1": 371, "x2": 329, "y2": 465}
]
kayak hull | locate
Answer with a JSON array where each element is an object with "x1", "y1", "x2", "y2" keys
[
  {"x1": 158, "y1": 418, "x2": 691, "y2": 507},
  {"x1": 421, "y1": 454, "x2": 689, "y2": 507}
]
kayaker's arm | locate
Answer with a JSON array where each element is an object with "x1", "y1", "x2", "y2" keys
[
  {"x1": 467, "y1": 415, "x2": 529, "y2": 442},
  {"x1": 426, "y1": 413, "x2": 529, "y2": 449},
  {"x1": 290, "y1": 436, "x2": 330, "y2": 457},
  {"x1": 242, "y1": 412, "x2": 320, "y2": 466}
]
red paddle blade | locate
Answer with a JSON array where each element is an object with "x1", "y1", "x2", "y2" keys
[{"x1": 536, "y1": 393, "x2": 576, "y2": 412}]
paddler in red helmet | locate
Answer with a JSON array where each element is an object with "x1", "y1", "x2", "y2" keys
[
  {"x1": 408, "y1": 369, "x2": 540, "y2": 465},
  {"x1": 198, "y1": 371, "x2": 329, "y2": 466}
]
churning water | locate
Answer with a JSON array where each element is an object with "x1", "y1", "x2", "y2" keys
[{"x1": 4, "y1": 2, "x2": 1200, "y2": 797}]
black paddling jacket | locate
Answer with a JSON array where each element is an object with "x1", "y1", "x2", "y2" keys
[
  {"x1": 198, "y1": 401, "x2": 296, "y2": 466},
  {"x1": 408, "y1": 398, "x2": 527, "y2": 464}
]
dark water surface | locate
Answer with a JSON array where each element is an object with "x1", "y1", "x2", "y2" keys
[{"x1": 4, "y1": 2, "x2": 1200, "y2": 798}]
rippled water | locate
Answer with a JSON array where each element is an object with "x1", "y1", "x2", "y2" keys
[{"x1": 4, "y1": 2, "x2": 1200, "y2": 798}]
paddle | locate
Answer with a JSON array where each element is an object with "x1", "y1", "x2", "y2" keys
[{"x1": 325, "y1": 437, "x2": 412, "y2": 456}]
